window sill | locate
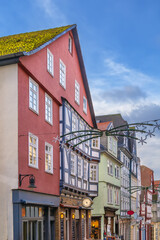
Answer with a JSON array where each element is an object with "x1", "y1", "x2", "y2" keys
[
  {"x1": 45, "y1": 119, "x2": 53, "y2": 126},
  {"x1": 90, "y1": 180, "x2": 98, "y2": 183},
  {"x1": 75, "y1": 100, "x2": 80, "y2": 106},
  {"x1": 92, "y1": 146, "x2": 99, "y2": 150},
  {"x1": 59, "y1": 82, "x2": 66, "y2": 90},
  {"x1": 71, "y1": 173, "x2": 76, "y2": 177},
  {"x1": 45, "y1": 170, "x2": 53, "y2": 175},
  {"x1": 47, "y1": 69, "x2": 54, "y2": 77},
  {"x1": 83, "y1": 109, "x2": 87, "y2": 115},
  {"x1": 28, "y1": 164, "x2": 39, "y2": 169},
  {"x1": 108, "y1": 173, "x2": 113, "y2": 177},
  {"x1": 29, "y1": 107, "x2": 39, "y2": 116}
]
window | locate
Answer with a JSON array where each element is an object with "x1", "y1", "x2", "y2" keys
[
  {"x1": 29, "y1": 133, "x2": 38, "y2": 168},
  {"x1": 22, "y1": 206, "x2": 44, "y2": 240},
  {"x1": 108, "y1": 136, "x2": 117, "y2": 156},
  {"x1": 83, "y1": 96, "x2": 87, "y2": 114},
  {"x1": 45, "y1": 94, "x2": 53, "y2": 124},
  {"x1": 115, "y1": 188, "x2": 120, "y2": 205},
  {"x1": 108, "y1": 185, "x2": 113, "y2": 204},
  {"x1": 29, "y1": 78, "x2": 39, "y2": 114},
  {"x1": 90, "y1": 164, "x2": 98, "y2": 182},
  {"x1": 47, "y1": 49, "x2": 53, "y2": 76},
  {"x1": 71, "y1": 153, "x2": 76, "y2": 175},
  {"x1": 72, "y1": 114, "x2": 77, "y2": 132},
  {"x1": 45, "y1": 143, "x2": 53, "y2": 173},
  {"x1": 68, "y1": 35, "x2": 72, "y2": 54},
  {"x1": 107, "y1": 160, "x2": 113, "y2": 175},
  {"x1": 84, "y1": 160, "x2": 88, "y2": 180},
  {"x1": 92, "y1": 137, "x2": 100, "y2": 149},
  {"x1": 75, "y1": 80, "x2": 80, "y2": 105},
  {"x1": 78, "y1": 157, "x2": 82, "y2": 178},
  {"x1": 59, "y1": 59, "x2": 66, "y2": 89},
  {"x1": 115, "y1": 165, "x2": 120, "y2": 178}
]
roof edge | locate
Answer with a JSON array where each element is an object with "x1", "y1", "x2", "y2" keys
[
  {"x1": 24, "y1": 24, "x2": 77, "y2": 56},
  {"x1": 72, "y1": 27, "x2": 97, "y2": 129}
]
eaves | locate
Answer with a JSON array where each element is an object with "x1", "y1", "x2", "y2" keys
[{"x1": 100, "y1": 149, "x2": 123, "y2": 165}]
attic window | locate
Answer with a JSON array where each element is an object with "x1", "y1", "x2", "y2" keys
[
  {"x1": 47, "y1": 49, "x2": 54, "y2": 76},
  {"x1": 68, "y1": 35, "x2": 72, "y2": 54},
  {"x1": 83, "y1": 96, "x2": 87, "y2": 114}
]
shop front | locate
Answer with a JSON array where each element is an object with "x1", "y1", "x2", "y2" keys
[
  {"x1": 59, "y1": 194, "x2": 92, "y2": 240},
  {"x1": 104, "y1": 207, "x2": 119, "y2": 237},
  {"x1": 91, "y1": 217, "x2": 101, "y2": 239},
  {"x1": 12, "y1": 189, "x2": 60, "y2": 240}
]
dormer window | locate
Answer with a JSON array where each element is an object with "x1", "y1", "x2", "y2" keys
[{"x1": 68, "y1": 35, "x2": 72, "y2": 54}]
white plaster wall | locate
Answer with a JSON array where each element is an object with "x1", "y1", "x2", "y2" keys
[{"x1": 0, "y1": 64, "x2": 18, "y2": 240}]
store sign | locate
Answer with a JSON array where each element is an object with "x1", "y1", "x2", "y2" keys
[
  {"x1": 127, "y1": 210, "x2": 134, "y2": 215},
  {"x1": 60, "y1": 213, "x2": 64, "y2": 240},
  {"x1": 72, "y1": 218, "x2": 76, "y2": 240}
]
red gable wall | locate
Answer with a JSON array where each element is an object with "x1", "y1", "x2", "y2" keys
[{"x1": 18, "y1": 30, "x2": 94, "y2": 195}]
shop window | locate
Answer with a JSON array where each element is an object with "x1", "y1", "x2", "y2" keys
[{"x1": 22, "y1": 206, "x2": 44, "y2": 240}]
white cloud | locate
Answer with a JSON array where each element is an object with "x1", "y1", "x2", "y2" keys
[
  {"x1": 89, "y1": 57, "x2": 160, "y2": 179},
  {"x1": 35, "y1": 0, "x2": 67, "y2": 25},
  {"x1": 138, "y1": 136, "x2": 160, "y2": 180},
  {"x1": 89, "y1": 57, "x2": 160, "y2": 117}
]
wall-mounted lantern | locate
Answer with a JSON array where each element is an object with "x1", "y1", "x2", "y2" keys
[{"x1": 19, "y1": 174, "x2": 36, "y2": 188}]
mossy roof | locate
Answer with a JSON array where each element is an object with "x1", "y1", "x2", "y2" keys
[{"x1": 0, "y1": 25, "x2": 74, "y2": 57}]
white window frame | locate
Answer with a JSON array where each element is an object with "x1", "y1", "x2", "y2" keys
[
  {"x1": 92, "y1": 137, "x2": 100, "y2": 149},
  {"x1": 90, "y1": 164, "x2": 98, "y2": 182},
  {"x1": 75, "y1": 80, "x2": 80, "y2": 105},
  {"x1": 107, "y1": 160, "x2": 113, "y2": 176},
  {"x1": 70, "y1": 152, "x2": 76, "y2": 176},
  {"x1": 45, "y1": 142, "x2": 53, "y2": 174},
  {"x1": 45, "y1": 93, "x2": 53, "y2": 125},
  {"x1": 83, "y1": 160, "x2": 88, "y2": 180},
  {"x1": 28, "y1": 133, "x2": 38, "y2": 168},
  {"x1": 83, "y1": 96, "x2": 87, "y2": 114},
  {"x1": 29, "y1": 77, "x2": 39, "y2": 114},
  {"x1": 78, "y1": 157, "x2": 82, "y2": 178},
  {"x1": 108, "y1": 185, "x2": 113, "y2": 204},
  {"x1": 72, "y1": 114, "x2": 77, "y2": 132},
  {"x1": 68, "y1": 35, "x2": 72, "y2": 54},
  {"x1": 59, "y1": 59, "x2": 66, "y2": 89},
  {"x1": 47, "y1": 48, "x2": 54, "y2": 76},
  {"x1": 115, "y1": 165, "x2": 120, "y2": 179}
]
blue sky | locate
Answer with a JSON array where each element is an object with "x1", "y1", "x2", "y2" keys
[{"x1": 1, "y1": 0, "x2": 160, "y2": 179}]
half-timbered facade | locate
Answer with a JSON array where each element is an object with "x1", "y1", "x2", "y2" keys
[{"x1": 59, "y1": 98, "x2": 100, "y2": 240}]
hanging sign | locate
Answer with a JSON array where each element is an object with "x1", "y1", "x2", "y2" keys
[{"x1": 127, "y1": 210, "x2": 134, "y2": 215}]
